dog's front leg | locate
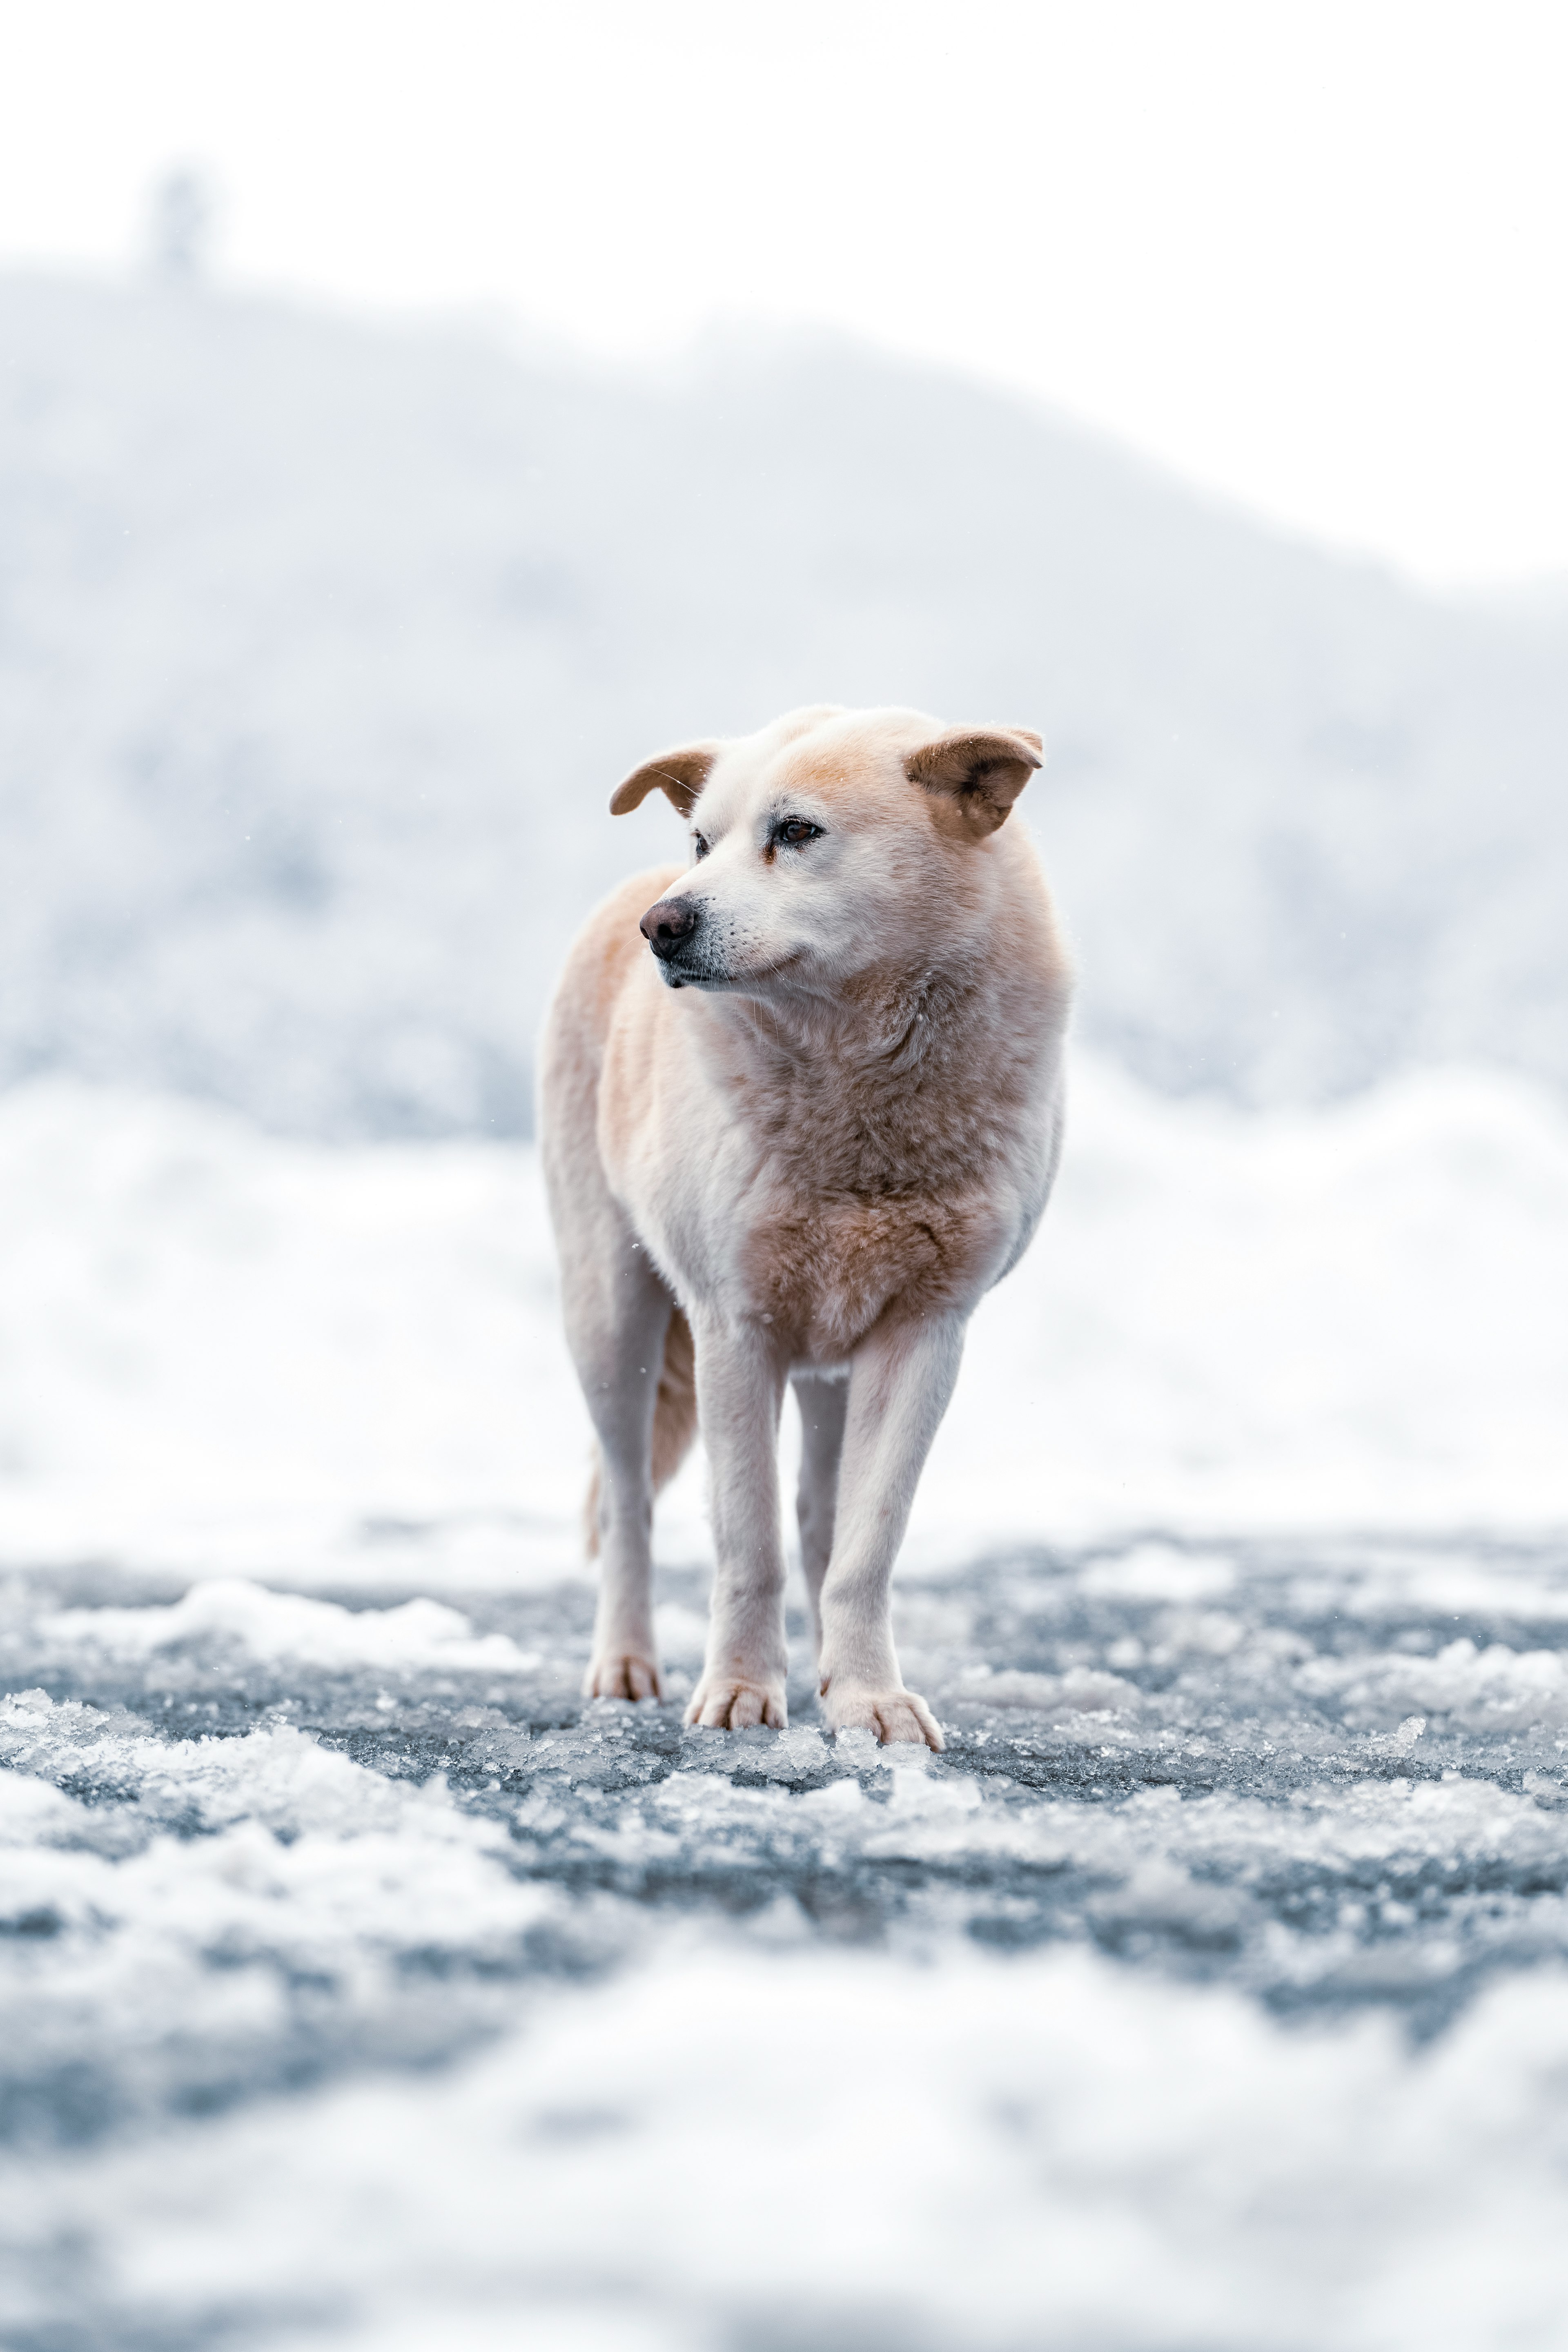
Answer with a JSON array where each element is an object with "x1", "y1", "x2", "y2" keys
[
  {"x1": 816, "y1": 1310, "x2": 966, "y2": 1750},
  {"x1": 685, "y1": 1317, "x2": 790, "y2": 1731},
  {"x1": 792, "y1": 1370, "x2": 850, "y2": 1664}
]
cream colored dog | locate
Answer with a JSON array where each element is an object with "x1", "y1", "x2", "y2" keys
[{"x1": 539, "y1": 705, "x2": 1071, "y2": 1747}]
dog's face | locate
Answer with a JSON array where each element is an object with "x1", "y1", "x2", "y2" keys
[{"x1": 610, "y1": 706, "x2": 1043, "y2": 998}]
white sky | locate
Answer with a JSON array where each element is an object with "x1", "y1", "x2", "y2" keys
[{"x1": 2, "y1": 0, "x2": 1565, "y2": 590}]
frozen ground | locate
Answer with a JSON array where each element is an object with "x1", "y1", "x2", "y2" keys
[{"x1": 3, "y1": 1059, "x2": 1568, "y2": 2349}]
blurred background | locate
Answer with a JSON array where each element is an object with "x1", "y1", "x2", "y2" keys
[{"x1": 4, "y1": 0, "x2": 1567, "y2": 1137}]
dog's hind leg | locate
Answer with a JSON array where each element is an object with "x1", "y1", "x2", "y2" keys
[
  {"x1": 583, "y1": 1305, "x2": 697, "y2": 1556},
  {"x1": 651, "y1": 1306, "x2": 698, "y2": 1496},
  {"x1": 791, "y1": 1371, "x2": 849, "y2": 1668}
]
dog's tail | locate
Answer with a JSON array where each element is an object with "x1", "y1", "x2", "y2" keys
[{"x1": 583, "y1": 1306, "x2": 698, "y2": 1558}]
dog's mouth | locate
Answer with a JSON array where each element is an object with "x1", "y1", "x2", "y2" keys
[
  {"x1": 657, "y1": 950, "x2": 799, "y2": 994},
  {"x1": 658, "y1": 956, "x2": 733, "y2": 991},
  {"x1": 653, "y1": 941, "x2": 804, "y2": 997}
]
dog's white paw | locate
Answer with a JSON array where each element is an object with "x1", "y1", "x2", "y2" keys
[
  {"x1": 583, "y1": 1652, "x2": 662, "y2": 1702},
  {"x1": 683, "y1": 1677, "x2": 788, "y2": 1731},
  {"x1": 821, "y1": 1682, "x2": 944, "y2": 1751}
]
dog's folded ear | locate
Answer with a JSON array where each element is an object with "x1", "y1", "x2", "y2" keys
[
  {"x1": 610, "y1": 742, "x2": 724, "y2": 818},
  {"x1": 904, "y1": 726, "x2": 1044, "y2": 839}
]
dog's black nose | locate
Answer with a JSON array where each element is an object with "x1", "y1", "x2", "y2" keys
[{"x1": 640, "y1": 897, "x2": 700, "y2": 959}]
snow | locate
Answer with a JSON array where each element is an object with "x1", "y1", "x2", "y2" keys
[
  {"x1": 7, "y1": 1936, "x2": 1568, "y2": 2352},
  {"x1": 2, "y1": 1648, "x2": 1568, "y2": 2346},
  {"x1": 4, "y1": 264, "x2": 1568, "y2": 2352},
  {"x1": 2, "y1": 1062, "x2": 1567, "y2": 2346},
  {"x1": 2, "y1": 1053, "x2": 1565, "y2": 1572},
  {"x1": 39, "y1": 1581, "x2": 541, "y2": 1675},
  {"x1": 3, "y1": 272, "x2": 1567, "y2": 1131}
]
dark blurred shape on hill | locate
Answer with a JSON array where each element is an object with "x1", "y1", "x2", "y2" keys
[{"x1": 144, "y1": 171, "x2": 219, "y2": 285}]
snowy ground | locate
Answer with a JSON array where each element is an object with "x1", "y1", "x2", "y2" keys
[{"x1": 3, "y1": 1056, "x2": 1568, "y2": 2350}]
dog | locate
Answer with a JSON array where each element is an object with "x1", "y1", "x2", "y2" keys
[{"x1": 539, "y1": 705, "x2": 1071, "y2": 1746}]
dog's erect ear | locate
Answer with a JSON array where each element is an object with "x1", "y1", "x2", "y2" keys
[
  {"x1": 609, "y1": 741, "x2": 724, "y2": 818},
  {"x1": 904, "y1": 726, "x2": 1044, "y2": 840}
]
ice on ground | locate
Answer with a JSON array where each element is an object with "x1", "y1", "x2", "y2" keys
[
  {"x1": 3, "y1": 1933, "x2": 1567, "y2": 2351},
  {"x1": 7, "y1": 1521, "x2": 1568, "y2": 2347},
  {"x1": 0, "y1": 1689, "x2": 568, "y2": 2159},
  {"x1": 959, "y1": 1663, "x2": 1144, "y2": 1711},
  {"x1": 1301, "y1": 1635, "x2": 1568, "y2": 1732},
  {"x1": 2, "y1": 1071, "x2": 1567, "y2": 2345}
]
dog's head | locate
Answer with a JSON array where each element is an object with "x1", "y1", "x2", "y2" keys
[{"x1": 609, "y1": 706, "x2": 1044, "y2": 996}]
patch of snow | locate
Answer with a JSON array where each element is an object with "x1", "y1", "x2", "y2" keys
[
  {"x1": 3, "y1": 1939, "x2": 1566, "y2": 2351},
  {"x1": 1302, "y1": 1639, "x2": 1568, "y2": 1734},
  {"x1": 1080, "y1": 1543, "x2": 1239, "y2": 1600},
  {"x1": 39, "y1": 1580, "x2": 540, "y2": 1675},
  {"x1": 0, "y1": 1059, "x2": 1565, "y2": 1570},
  {"x1": 957, "y1": 1665, "x2": 1142, "y2": 1714}
]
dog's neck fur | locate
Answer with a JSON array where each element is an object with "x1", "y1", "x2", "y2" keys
[
  {"x1": 730, "y1": 950, "x2": 980, "y2": 1062},
  {"x1": 697, "y1": 943, "x2": 1049, "y2": 1199}
]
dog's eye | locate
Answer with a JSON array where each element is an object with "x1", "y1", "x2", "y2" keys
[
  {"x1": 692, "y1": 833, "x2": 709, "y2": 861},
  {"x1": 775, "y1": 818, "x2": 822, "y2": 848}
]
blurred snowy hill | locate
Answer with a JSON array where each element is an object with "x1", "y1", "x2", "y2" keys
[
  {"x1": 3, "y1": 272, "x2": 1566, "y2": 1135},
  {"x1": 4, "y1": 1055, "x2": 1565, "y2": 1560}
]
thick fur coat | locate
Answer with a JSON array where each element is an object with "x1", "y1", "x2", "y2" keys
[{"x1": 539, "y1": 704, "x2": 1072, "y2": 1745}]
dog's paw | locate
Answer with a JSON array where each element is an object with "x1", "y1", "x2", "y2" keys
[
  {"x1": 821, "y1": 1682, "x2": 944, "y2": 1751},
  {"x1": 583, "y1": 1652, "x2": 662, "y2": 1702},
  {"x1": 683, "y1": 1677, "x2": 788, "y2": 1731}
]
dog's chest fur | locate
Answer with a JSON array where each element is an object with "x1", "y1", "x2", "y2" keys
[{"x1": 679, "y1": 972, "x2": 1055, "y2": 1360}]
